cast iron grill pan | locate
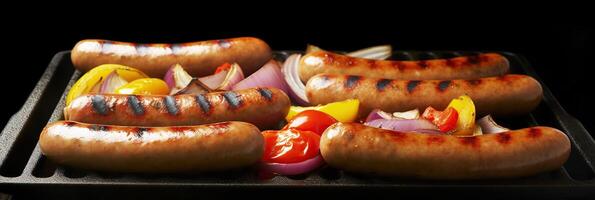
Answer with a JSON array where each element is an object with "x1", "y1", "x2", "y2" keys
[{"x1": 1, "y1": 51, "x2": 594, "y2": 199}]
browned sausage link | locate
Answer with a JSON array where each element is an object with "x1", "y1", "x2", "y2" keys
[
  {"x1": 71, "y1": 37, "x2": 272, "y2": 77},
  {"x1": 306, "y1": 74, "x2": 542, "y2": 117},
  {"x1": 64, "y1": 88, "x2": 290, "y2": 129},
  {"x1": 320, "y1": 122, "x2": 570, "y2": 179},
  {"x1": 39, "y1": 121, "x2": 263, "y2": 173},
  {"x1": 299, "y1": 51, "x2": 509, "y2": 82}
]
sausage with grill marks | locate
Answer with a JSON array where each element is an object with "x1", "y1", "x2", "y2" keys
[
  {"x1": 64, "y1": 87, "x2": 290, "y2": 129},
  {"x1": 39, "y1": 121, "x2": 263, "y2": 173},
  {"x1": 320, "y1": 122, "x2": 570, "y2": 179},
  {"x1": 299, "y1": 50, "x2": 509, "y2": 82},
  {"x1": 305, "y1": 74, "x2": 542, "y2": 117},
  {"x1": 71, "y1": 37, "x2": 272, "y2": 77}
]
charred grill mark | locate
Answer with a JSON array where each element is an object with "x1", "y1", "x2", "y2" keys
[
  {"x1": 438, "y1": 80, "x2": 451, "y2": 92},
  {"x1": 407, "y1": 81, "x2": 421, "y2": 93},
  {"x1": 376, "y1": 79, "x2": 392, "y2": 92},
  {"x1": 223, "y1": 91, "x2": 242, "y2": 109},
  {"x1": 195, "y1": 94, "x2": 211, "y2": 114},
  {"x1": 312, "y1": 75, "x2": 334, "y2": 89},
  {"x1": 459, "y1": 137, "x2": 480, "y2": 148},
  {"x1": 89, "y1": 124, "x2": 109, "y2": 132},
  {"x1": 134, "y1": 44, "x2": 146, "y2": 52},
  {"x1": 467, "y1": 55, "x2": 481, "y2": 64},
  {"x1": 446, "y1": 58, "x2": 458, "y2": 67},
  {"x1": 171, "y1": 44, "x2": 182, "y2": 54},
  {"x1": 479, "y1": 54, "x2": 491, "y2": 62},
  {"x1": 528, "y1": 128, "x2": 542, "y2": 138},
  {"x1": 320, "y1": 74, "x2": 331, "y2": 83},
  {"x1": 497, "y1": 133, "x2": 512, "y2": 144},
  {"x1": 418, "y1": 60, "x2": 429, "y2": 69},
  {"x1": 127, "y1": 95, "x2": 145, "y2": 116},
  {"x1": 344, "y1": 75, "x2": 361, "y2": 89},
  {"x1": 393, "y1": 61, "x2": 404, "y2": 71},
  {"x1": 316, "y1": 74, "x2": 335, "y2": 85},
  {"x1": 218, "y1": 39, "x2": 231, "y2": 48},
  {"x1": 96, "y1": 40, "x2": 106, "y2": 46},
  {"x1": 466, "y1": 79, "x2": 482, "y2": 86},
  {"x1": 100, "y1": 40, "x2": 112, "y2": 54},
  {"x1": 161, "y1": 44, "x2": 173, "y2": 55},
  {"x1": 91, "y1": 95, "x2": 108, "y2": 115},
  {"x1": 134, "y1": 127, "x2": 149, "y2": 138},
  {"x1": 164, "y1": 96, "x2": 179, "y2": 116},
  {"x1": 426, "y1": 136, "x2": 445, "y2": 145},
  {"x1": 257, "y1": 88, "x2": 273, "y2": 101}
]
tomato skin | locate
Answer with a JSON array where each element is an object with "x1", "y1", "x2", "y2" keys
[
  {"x1": 422, "y1": 107, "x2": 459, "y2": 133},
  {"x1": 435, "y1": 107, "x2": 458, "y2": 132},
  {"x1": 284, "y1": 110, "x2": 338, "y2": 135},
  {"x1": 214, "y1": 63, "x2": 232, "y2": 74},
  {"x1": 262, "y1": 129, "x2": 320, "y2": 164},
  {"x1": 422, "y1": 107, "x2": 439, "y2": 122}
]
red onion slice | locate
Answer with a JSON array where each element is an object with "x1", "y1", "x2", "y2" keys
[
  {"x1": 260, "y1": 154, "x2": 325, "y2": 176},
  {"x1": 99, "y1": 71, "x2": 129, "y2": 94},
  {"x1": 282, "y1": 54, "x2": 309, "y2": 105},
  {"x1": 365, "y1": 119, "x2": 440, "y2": 133},
  {"x1": 232, "y1": 60, "x2": 290, "y2": 95}
]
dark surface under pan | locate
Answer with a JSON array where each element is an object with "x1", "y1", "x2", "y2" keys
[{"x1": 1, "y1": 51, "x2": 594, "y2": 199}]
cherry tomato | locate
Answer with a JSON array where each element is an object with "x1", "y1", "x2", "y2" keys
[
  {"x1": 422, "y1": 107, "x2": 459, "y2": 133},
  {"x1": 214, "y1": 63, "x2": 232, "y2": 74},
  {"x1": 284, "y1": 110, "x2": 338, "y2": 135},
  {"x1": 262, "y1": 129, "x2": 320, "y2": 164}
]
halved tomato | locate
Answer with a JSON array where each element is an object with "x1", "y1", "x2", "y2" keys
[{"x1": 262, "y1": 129, "x2": 320, "y2": 164}]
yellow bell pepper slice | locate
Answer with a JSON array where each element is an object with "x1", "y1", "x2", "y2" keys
[
  {"x1": 448, "y1": 95, "x2": 476, "y2": 135},
  {"x1": 115, "y1": 78, "x2": 170, "y2": 95},
  {"x1": 66, "y1": 64, "x2": 148, "y2": 106},
  {"x1": 286, "y1": 99, "x2": 359, "y2": 122}
]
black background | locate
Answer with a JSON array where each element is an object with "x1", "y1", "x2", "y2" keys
[{"x1": 3, "y1": 23, "x2": 593, "y2": 134}]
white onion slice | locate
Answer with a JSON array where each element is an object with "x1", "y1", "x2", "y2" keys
[
  {"x1": 477, "y1": 115, "x2": 510, "y2": 134},
  {"x1": 347, "y1": 45, "x2": 392, "y2": 60}
]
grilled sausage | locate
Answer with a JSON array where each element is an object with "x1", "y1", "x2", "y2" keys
[
  {"x1": 39, "y1": 121, "x2": 263, "y2": 173},
  {"x1": 71, "y1": 37, "x2": 272, "y2": 77},
  {"x1": 299, "y1": 51, "x2": 509, "y2": 82},
  {"x1": 64, "y1": 88, "x2": 290, "y2": 129},
  {"x1": 306, "y1": 74, "x2": 542, "y2": 117},
  {"x1": 320, "y1": 122, "x2": 570, "y2": 179}
]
